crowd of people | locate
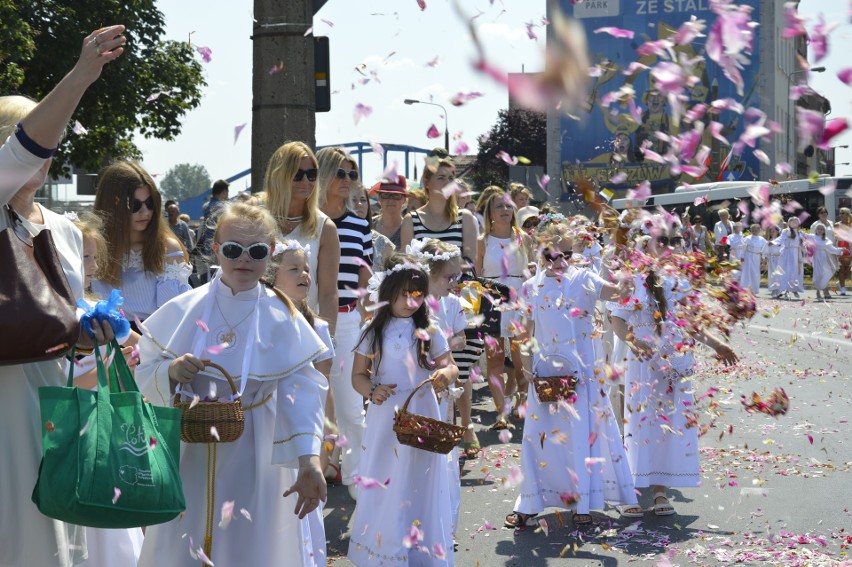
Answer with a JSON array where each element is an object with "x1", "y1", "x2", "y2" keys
[{"x1": 2, "y1": 25, "x2": 848, "y2": 567}]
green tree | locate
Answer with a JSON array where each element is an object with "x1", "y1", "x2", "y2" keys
[
  {"x1": 160, "y1": 163, "x2": 211, "y2": 201},
  {"x1": 0, "y1": 0, "x2": 206, "y2": 176},
  {"x1": 469, "y1": 108, "x2": 546, "y2": 190}
]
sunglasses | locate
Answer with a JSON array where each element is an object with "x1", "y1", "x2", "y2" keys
[
  {"x1": 131, "y1": 197, "x2": 154, "y2": 213},
  {"x1": 218, "y1": 241, "x2": 271, "y2": 261},
  {"x1": 543, "y1": 249, "x2": 566, "y2": 263},
  {"x1": 379, "y1": 192, "x2": 405, "y2": 201},
  {"x1": 522, "y1": 219, "x2": 539, "y2": 229},
  {"x1": 293, "y1": 168, "x2": 318, "y2": 182},
  {"x1": 336, "y1": 168, "x2": 359, "y2": 181},
  {"x1": 656, "y1": 236, "x2": 683, "y2": 246}
]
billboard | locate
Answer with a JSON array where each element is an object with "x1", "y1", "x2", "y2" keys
[{"x1": 560, "y1": 0, "x2": 761, "y2": 197}]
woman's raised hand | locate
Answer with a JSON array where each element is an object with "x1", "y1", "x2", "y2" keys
[{"x1": 74, "y1": 25, "x2": 127, "y2": 85}]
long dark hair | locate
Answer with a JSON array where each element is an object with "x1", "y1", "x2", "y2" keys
[
  {"x1": 358, "y1": 253, "x2": 433, "y2": 372},
  {"x1": 645, "y1": 270, "x2": 668, "y2": 336}
]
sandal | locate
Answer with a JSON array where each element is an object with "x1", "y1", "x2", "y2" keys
[
  {"x1": 652, "y1": 491, "x2": 675, "y2": 516},
  {"x1": 619, "y1": 505, "x2": 644, "y2": 519},
  {"x1": 462, "y1": 439, "x2": 481, "y2": 459},
  {"x1": 573, "y1": 513, "x2": 593, "y2": 526},
  {"x1": 504, "y1": 511, "x2": 538, "y2": 529},
  {"x1": 511, "y1": 392, "x2": 528, "y2": 420},
  {"x1": 489, "y1": 418, "x2": 513, "y2": 431}
]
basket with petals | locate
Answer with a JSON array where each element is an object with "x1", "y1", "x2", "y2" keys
[
  {"x1": 533, "y1": 374, "x2": 578, "y2": 403},
  {"x1": 393, "y1": 378, "x2": 465, "y2": 454},
  {"x1": 173, "y1": 361, "x2": 244, "y2": 443}
]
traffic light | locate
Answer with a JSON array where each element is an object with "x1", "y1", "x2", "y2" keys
[{"x1": 315, "y1": 36, "x2": 330, "y2": 113}]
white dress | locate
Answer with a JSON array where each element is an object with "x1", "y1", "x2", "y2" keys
[
  {"x1": 775, "y1": 229, "x2": 805, "y2": 293},
  {"x1": 609, "y1": 274, "x2": 700, "y2": 488},
  {"x1": 135, "y1": 278, "x2": 329, "y2": 567},
  {"x1": 514, "y1": 268, "x2": 637, "y2": 516},
  {"x1": 281, "y1": 211, "x2": 329, "y2": 314},
  {"x1": 481, "y1": 233, "x2": 527, "y2": 337},
  {"x1": 805, "y1": 235, "x2": 843, "y2": 290},
  {"x1": 433, "y1": 294, "x2": 468, "y2": 534},
  {"x1": 0, "y1": 206, "x2": 88, "y2": 567},
  {"x1": 348, "y1": 318, "x2": 454, "y2": 567},
  {"x1": 728, "y1": 233, "x2": 746, "y2": 262},
  {"x1": 765, "y1": 239, "x2": 783, "y2": 295},
  {"x1": 738, "y1": 235, "x2": 766, "y2": 293}
]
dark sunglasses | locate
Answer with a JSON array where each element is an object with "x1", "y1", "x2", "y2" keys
[
  {"x1": 543, "y1": 249, "x2": 566, "y2": 263},
  {"x1": 293, "y1": 168, "x2": 318, "y2": 182},
  {"x1": 219, "y1": 241, "x2": 271, "y2": 260},
  {"x1": 656, "y1": 236, "x2": 683, "y2": 246},
  {"x1": 379, "y1": 192, "x2": 405, "y2": 201},
  {"x1": 522, "y1": 219, "x2": 539, "y2": 229},
  {"x1": 131, "y1": 197, "x2": 155, "y2": 213},
  {"x1": 336, "y1": 168, "x2": 359, "y2": 181}
]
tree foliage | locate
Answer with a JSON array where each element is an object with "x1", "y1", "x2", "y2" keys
[
  {"x1": 0, "y1": 0, "x2": 207, "y2": 176},
  {"x1": 469, "y1": 108, "x2": 547, "y2": 190},
  {"x1": 159, "y1": 163, "x2": 211, "y2": 202}
]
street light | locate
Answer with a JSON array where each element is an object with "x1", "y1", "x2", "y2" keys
[
  {"x1": 786, "y1": 66, "x2": 827, "y2": 166},
  {"x1": 404, "y1": 99, "x2": 450, "y2": 153}
]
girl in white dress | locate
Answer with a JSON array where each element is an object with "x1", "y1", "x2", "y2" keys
[
  {"x1": 136, "y1": 203, "x2": 328, "y2": 567},
  {"x1": 476, "y1": 189, "x2": 534, "y2": 428},
  {"x1": 610, "y1": 227, "x2": 738, "y2": 516},
  {"x1": 412, "y1": 239, "x2": 468, "y2": 536},
  {"x1": 775, "y1": 217, "x2": 806, "y2": 298},
  {"x1": 764, "y1": 225, "x2": 783, "y2": 298},
  {"x1": 91, "y1": 162, "x2": 191, "y2": 326},
  {"x1": 738, "y1": 223, "x2": 767, "y2": 293},
  {"x1": 728, "y1": 222, "x2": 746, "y2": 262},
  {"x1": 805, "y1": 224, "x2": 843, "y2": 300},
  {"x1": 348, "y1": 254, "x2": 458, "y2": 566},
  {"x1": 505, "y1": 218, "x2": 641, "y2": 530},
  {"x1": 68, "y1": 214, "x2": 144, "y2": 567}
]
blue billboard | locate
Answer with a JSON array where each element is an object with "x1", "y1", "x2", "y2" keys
[{"x1": 560, "y1": 0, "x2": 761, "y2": 197}]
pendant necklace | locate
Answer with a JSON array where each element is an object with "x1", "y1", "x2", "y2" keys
[{"x1": 215, "y1": 296, "x2": 254, "y2": 345}]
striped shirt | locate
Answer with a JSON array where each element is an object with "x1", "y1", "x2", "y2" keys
[
  {"x1": 333, "y1": 212, "x2": 373, "y2": 306},
  {"x1": 411, "y1": 210, "x2": 464, "y2": 249}
]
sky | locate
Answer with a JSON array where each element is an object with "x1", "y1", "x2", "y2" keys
[{"x1": 124, "y1": 0, "x2": 852, "y2": 197}]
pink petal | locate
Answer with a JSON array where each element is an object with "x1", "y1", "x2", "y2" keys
[
  {"x1": 320, "y1": 18, "x2": 334, "y2": 27},
  {"x1": 112, "y1": 487, "x2": 121, "y2": 504},
  {"x1": 219, "y1": 500, "x2": 235, "y2": 529},
  {"x1": 498, "y1": 429, "x2": 513, "y2": 444},
  {"x1": 526, "y1": 22, "x2": 538, "y2": 41},
  {"x1": 594, "y1": 26, "x2": 634, "y2": 39},
  {"x1": 449, "y1": 91, "x2": 485, "y2": 107},
  {"x1": 537, "y1": 174, "x2": 551, "y2": 190},
  {"x1": 195, "y1": 46, "x2": 212, "y2": 63},
  {"x1": 497, "y1": 150, "x2": 518, "y2": 165},
  {"x1": 426, "y1": 124, "x2": 441, "y2": 139},
  {"x1": 588, "y1": 431, "x2": 598, "y2": 446},
  {"x1": 196, "y1": 320, "x2": 210, "y2": 333},
  {"x1": 838, "y1": 68, "x2": 852, "y2": 86},
  {"x1": 453, "y1": 140, "x2": 470, "y2": 154},
  {"x1": 417, "y1": 0, "x2": 426, "y2": 10},
  {"x1": 353, "y1": 103, "x2": 373, "y2": 125},
  {"x1": 820, "y1": 118, "x2": 848, "y2": 149},
  {"x1": 370, "y1": 141, "x2": 385, "y2": 156},
  {"x1": 71, "y1": 121, "x2": 88, "y2": 136}
]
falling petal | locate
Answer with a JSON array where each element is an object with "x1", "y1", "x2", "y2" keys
[
  {"x1": 370, "y1": 141, "x2": 385, "y2": 156},
  {"x1": 268, "y1": 61, "x2": 285, "y2": 75},
  {"x1": 206, "y1": 342, "x2": 229, "y2": 355},
  {"x1": 219, "y1": 500, "x2": 235, "y2": 529},
  {"x1": 426, "y1": 124, "x2": 441, "y2": 139},
  {"x1": 210, "y1": 426, "x2": 220, "y2": 441},
  {"x1": 453, "y1": 140, "x2": 470, "y2": 154},
  {"x1": 537, "y1": 518, "x2": 549, "y2": 536},
  {"x1": 195, "y1": 46, "x2": 212, "y2": 63},
  {"x1": 417, "y1": 0, "x2": 426, "y2": 10},
  {"x1": 196, "y1": 547, "x2": 214, "y2": 566},
  {"x1": 196, "y1": 320, "x2": 210, "y2": 333},
  {"x1": 594, "y1": 26, "x2": 634, "y2": 39},
  {"x1": 71, "y1": 121, "x2": 88, "y2": 136},
  {"x1": 498, "y1": 429, "x2": 513, "y2": 443},
  {"x1": 497, "y1": 150, "x2": 518, "y2": 165},
  {"x1": 112, "y1": 487, "x2": 121, "y2": 504},
  {"x1": 320, "y1": 18, "x2": 334, "y2": 27},
  {"x1": 240, "y1": 508, "x2": 252, "y2": 522},
  {"x1": 189, "y1": 394, "x2": 201, "y2": 410},
  {"x1": 837, "y1": 68, "x2": 852, "y2": 86},
  {"x1": 233, "y1": 123, "x2": 247, "y2": 145},
  {"x1": 354, "y1": 103, "x2": 373, "y2": 125}
]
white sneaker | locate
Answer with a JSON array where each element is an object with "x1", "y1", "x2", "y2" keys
[
  {"x1": 841, "y1": 287, "x2": 848, "y2": 296},
  {"x1": 348, "y1": 484, "x2": 359, "y2": 501}
]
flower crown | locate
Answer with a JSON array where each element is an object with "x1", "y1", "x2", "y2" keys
[
  {"x1": 273, "y1": 239, "x2": 311, "y2": 258},
  {"x1": 405, "y1": 238, "x2": 461, "y2": 262},
  {"x1": 366, "y1": 261, "x2": 430, "y2": 302},
  {"x1": 537, "y1": 212, "x2": 567, "y2": 228}
]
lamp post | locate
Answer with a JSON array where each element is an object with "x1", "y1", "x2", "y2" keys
[
  {"x1": 404, "y1": 99, "x2": 450, "y2": 153},
  {"x1": 786, "y1": 66, "x2": 826, "y2": 167}
]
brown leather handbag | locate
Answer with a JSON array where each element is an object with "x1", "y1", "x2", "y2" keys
[{"x1": 0, "y1": 205, "x2": 79, "y2": 364}]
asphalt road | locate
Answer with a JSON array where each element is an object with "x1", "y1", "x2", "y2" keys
[{"x1": 325, "y1": 289, "x2": 852, "y2": 566}]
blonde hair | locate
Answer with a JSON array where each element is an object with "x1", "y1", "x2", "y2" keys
[
  {"x1": 317, "y1": 147, "x2": 358, "y2": 208},
  {"x1": 420, "y1": 239, "x2": 462, "y2": 275},
  {"x1": 480, "y1": 188, "x2": 521, "y2": 238},
  {"x1": 407, "y1": 188, "x2": 428, "y2": 208},
  {"x1": 509, "y1": 183, "x2": 533, "y2": 202},
  {"x1": 264, "y1": 141, "x2": 321, "y2": 238},
  {"x1": 214, "y1": 202, "x2": 278, "y2": 245},
  {"x1": 0, "y1": 95, "x2": 36, "y2": 142},
  {"x1": 421, "y1": 157, "x2": 459, "y2": 224}
]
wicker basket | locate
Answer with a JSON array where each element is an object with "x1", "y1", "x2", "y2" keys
[
  {"x1": 533, "y1": 374, "x2": 579, "y2": 403},
  {"x1": 393, "y1": 378, "x2": 465, "y2": 455},
  {"x1": 173, "y1": 361, "x2": 245, "y2": 443}
]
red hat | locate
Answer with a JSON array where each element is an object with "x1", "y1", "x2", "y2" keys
[{"x1": 369, "y1": 175, "x2": 408, "y2": 195}]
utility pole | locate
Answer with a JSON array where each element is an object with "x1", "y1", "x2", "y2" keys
[{"x1": 251, "y1": 0, "x2": 318, "y2": 192}]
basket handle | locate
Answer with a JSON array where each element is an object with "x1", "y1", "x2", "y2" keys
[
  {"x1": 200, "y1": 360, "x2": 240, "y2": 397},
  {"x1": 398, "y1": 378, "x2": 434, "y2": 415}
]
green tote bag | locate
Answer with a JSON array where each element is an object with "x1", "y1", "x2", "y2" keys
[{"x1": 32, "y1": 338, "x2": 185, "y2": 528}]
